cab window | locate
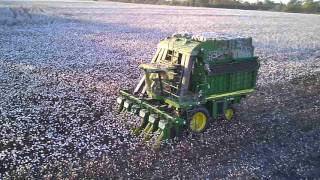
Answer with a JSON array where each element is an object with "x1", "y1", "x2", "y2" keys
[{"x1": 165, "y1": 50, "x2": 173, "y2": 61}]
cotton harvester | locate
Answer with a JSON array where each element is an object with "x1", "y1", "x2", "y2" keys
[{"x1": 116, "y1": 33, "x2": 259, "y2": 149}]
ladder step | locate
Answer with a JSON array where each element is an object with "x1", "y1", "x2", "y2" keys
[
  {"x1": 162, "y1": 81, "x2": 178, "y2": 89},
  {"x1": 163, "y1": 90, "x2": 179, "y2": 98}
]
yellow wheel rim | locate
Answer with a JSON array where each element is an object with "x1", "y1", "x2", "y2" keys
[
  {"x1": 225, "y1": 109, "x2": 234, "y2": 120},
  {"x1": 190, "y1": 112, "x2": 207, "y2": 132}
]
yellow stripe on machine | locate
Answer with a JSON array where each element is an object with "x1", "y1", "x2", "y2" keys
[{"x1": 206, "y1": 89, "x2": 254, "y2": 100}]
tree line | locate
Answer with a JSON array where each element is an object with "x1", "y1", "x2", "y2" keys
[{"x1": 106, "y1": 0, "x2": 320, "y2": 14}]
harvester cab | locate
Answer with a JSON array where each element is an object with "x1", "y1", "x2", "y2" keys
[
  {"x1": 117, "y1": 32, "x2": 259, "y2": 149},
  {"x1": 138, "y1": 63, "x2": 179, "y2": 99}
]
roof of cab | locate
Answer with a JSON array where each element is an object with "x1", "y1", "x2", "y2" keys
[
  {"x1": 157, "y1": 32, "x2": 253, "y2": 55},
  {"x1": 157, "y1": 35, "x2": 200, "y2": 55}
]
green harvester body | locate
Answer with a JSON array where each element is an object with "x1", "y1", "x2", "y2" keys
[{"x1": 117, "y1": 33, "x2": 259, "y2": 148}]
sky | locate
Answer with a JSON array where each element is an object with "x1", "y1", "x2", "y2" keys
[{"x1": 244, "y1": 0, "x2": 290, "y2": 3}]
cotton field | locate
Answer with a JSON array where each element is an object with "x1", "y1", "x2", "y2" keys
[{"x1": 0, "y1": 0, "x2": 319, "y2": 179}]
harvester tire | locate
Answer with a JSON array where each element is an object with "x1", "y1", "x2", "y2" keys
[
  {"x1": 187, "y1": 107, "x2": 210, "y2": 133},
  {"x1": 224, "y1": 106, "x2": 235, "y2": 121}
]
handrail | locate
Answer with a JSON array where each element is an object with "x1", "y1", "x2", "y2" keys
[
  {"x1": 162, "y1": 81, "x2": 179, "y2": 89},
  {"x1": 163, "y1": 90, "x2": 179, "y2": 98}
]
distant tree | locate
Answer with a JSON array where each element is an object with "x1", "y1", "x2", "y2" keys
[
  {"x1": 106, "y1": 0, "x2": 320, "y2": 14},
  {"x1": 284, "y1": 0, "x2": 303, "y2": 12},
  {"x1": 210, "y1": 0, "x2": 242, "y2": 8},
  {"x1": 191, "y1": 0, "x2": 209, "y2": 6},
  {"x1": 264, "y1": 0, "x2": 275, "y2": 6},
  {"x1": 273, "y1": 2, "x2": 286, "y2": 11},
  {"x1": 302, "y1": 0, "x2": 319, "y2": 13},
  {"x1": 254, "y1": 1, "x2": 266, "y2": 10},
  {"x1": 263, "y1": 0, "x2": 278, "y2": 10}
]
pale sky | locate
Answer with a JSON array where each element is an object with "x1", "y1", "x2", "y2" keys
[{"x1": 243, "y1": 0, "x2": 290, "y2": 3}]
